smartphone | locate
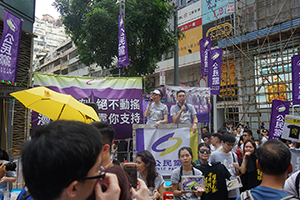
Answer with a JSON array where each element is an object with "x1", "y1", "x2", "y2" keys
[{"x1": 123, "y1": 162, "x2": 137, "y2": 188}]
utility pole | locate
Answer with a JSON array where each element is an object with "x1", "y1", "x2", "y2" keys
[{"x1": 174, "y1": 6, "x2": 179, "y2": 86}]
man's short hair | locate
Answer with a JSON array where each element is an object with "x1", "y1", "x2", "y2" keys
[
  {"x1": 201, "y1": 126, "x2": 209, "y2": 133},
  {"x1": 202, "y1": 132, "x2": 212, "y2": 140},
  {"x1": 91, "y1": 121, "x2": 115, "y2": 151},
  {"x1": 218, "y1": 127, "x2": 228, "y2": 135},
  {"x1": 221, "y1": 133, "x2": 236, "y2": 143},
  {"x1": 22, "y1": 121, "x2": 103, "y2": 200},
  {"x1": 176, "y1": 90, "x2": 186, "y2": 96},
  {"x1": 243, "y1": 129, "x2": 253, "y2": 136},
  {"x1": 256, "y1": 139, "x2": 291, "y2": 175},
  {"x1": 212, "y1": 133, "x2": 222, "y2": 142}
]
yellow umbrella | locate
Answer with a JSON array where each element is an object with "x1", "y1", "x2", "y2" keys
[{"x1": 10, "y1": 86, "x2": 99, "y2": 123}]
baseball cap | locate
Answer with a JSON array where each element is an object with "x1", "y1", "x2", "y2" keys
[{"x1": 152, "y1": 89, "x2": 162, "y2": 97}]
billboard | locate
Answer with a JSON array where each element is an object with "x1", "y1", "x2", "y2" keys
[
  {"x1": 178, "y1": 26, "x2": 203, "y2": 57},
  {"x1": 202, "y1": 15, "x2": 234, "y2": 47},
  {"x1": 202, "y1": 0, "x2": 234, "y2": 25},
  {"x1": 178, "y1": 1, "x2": 202, "y2": 26},
  {"x1": 32, "y1": 73, "x2": 143, "y2": 139}
]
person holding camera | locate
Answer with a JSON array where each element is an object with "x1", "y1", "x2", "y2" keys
[
  {"x1": 0, "y1": 148, "x2": 16, "y2": 189},
  {"x1": 144, "y1": 89, "x2": 168, "y2": 127}
]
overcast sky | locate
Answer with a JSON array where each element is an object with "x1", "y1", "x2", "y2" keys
[{"x1": 35, "y1": 0, "x2": 60, "y2": 19}]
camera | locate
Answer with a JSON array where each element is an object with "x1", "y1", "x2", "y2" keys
[{"x1": 1, "y1": 162, "x2": 16, "y2": 171}]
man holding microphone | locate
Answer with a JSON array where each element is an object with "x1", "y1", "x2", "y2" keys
[{"x1": 170, "y1": 90, "x2": 198, "y2": 133}]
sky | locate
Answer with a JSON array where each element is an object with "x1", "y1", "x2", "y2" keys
[{"x1": 35, "y1": 0, "x2": 60, "y2": 19}]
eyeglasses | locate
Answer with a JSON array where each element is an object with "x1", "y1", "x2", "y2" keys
[
  {"x1": 81, "y1": 166, "x2": 106, "y2": 180},
  {"x1": 242, "y1": 134, "x2": 248, "y2": 137},
  {"x1": 178, "y1": 95, "x2": 186, "y2": 98},
  {"x1": 199, "y1": 149, "x2": 211, "y2": 154},
  {"x1": 225, "y1": 142, "x2": 235, "y2": 147}
]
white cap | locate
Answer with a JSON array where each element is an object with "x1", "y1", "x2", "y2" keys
[{"x1": 152, "y1": 89, "x2": 161, "y2": 96}]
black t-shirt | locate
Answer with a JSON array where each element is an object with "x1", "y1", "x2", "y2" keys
[
  {"x1": 238, "y1": 153, "x2": 262, "y2": 192},
  {"x1": 196, "y1": 162, "x2": 231, "y2": 200}
]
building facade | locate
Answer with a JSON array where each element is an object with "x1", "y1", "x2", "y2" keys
[
  {"x1": 34, "y1": 39, "x2": 111, "y2": 77},
  {"x1": 150, "y1": 0, "x2": 300, "y2": 133},
  {"x1": 33, "y1": 14, "x2": 68, "y2": 71}
]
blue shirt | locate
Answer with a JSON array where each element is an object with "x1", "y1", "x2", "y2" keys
[{"x1": 236, "y1": 186, "x2": 290, "y2": 200}]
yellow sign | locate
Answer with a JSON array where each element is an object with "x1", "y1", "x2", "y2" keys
[
  {"x1": 206, "y1": 22, "x2": 232, "y2": 41},
  {"x1": 285, "y1": 116, "x2": 300, "y2": 125},
  {"x1": 219, "y1": 88, "x2": 236, "y2": 98},
  {"x1": 265, "y1": 81, "x2": 288, "y2": 102},
  {"x1": 178, "y1": 26, "x2": 203, "y2": 57},
  {"x1": 221, "y1": 60, "x2": 237, "y2": 86}
]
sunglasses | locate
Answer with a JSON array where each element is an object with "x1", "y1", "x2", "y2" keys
[
  {"x1": 81, "y1": 166, "x2": 106, "y2": 180},
  {"x1": 199, "y1": 149, "x2": 211, "y2": 154}
]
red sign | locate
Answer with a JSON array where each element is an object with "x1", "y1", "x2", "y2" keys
[{"x1": 179, "y1": 18, "x2": 202, "y2": 32}]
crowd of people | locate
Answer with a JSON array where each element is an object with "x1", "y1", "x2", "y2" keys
[{"x1": 11, "y1": 89, "x2": 300, "y2": 200}]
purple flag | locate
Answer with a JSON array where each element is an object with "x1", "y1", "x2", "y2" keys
[
  {"x1": 292, "y1": 54, "x2": 300, "y2": 105},
  {"x1": 200, "y1": 36, "x2": 211, "y2": 76},
  {"x1": 208, "y1": 48, "x2": 222, "y2": 95},
  {"x1": 118, "y1": 11, "x2": 130, "y2": 68},
  {"x1": 269, "y1": 100, "x2": 290, "y2": 140},
  {"x1": 0, "y1": 10, "x2": 22, "y2": 83}
]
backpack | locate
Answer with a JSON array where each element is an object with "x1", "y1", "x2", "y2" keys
[{"x1": 240, "y1": 190, "x2": 300, "y2": 200}]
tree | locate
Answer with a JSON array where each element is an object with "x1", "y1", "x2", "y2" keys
[{"x1": 54, "y1": 0, "x2": 178, "y2": 77}]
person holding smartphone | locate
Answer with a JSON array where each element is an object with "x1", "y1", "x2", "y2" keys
[
  {"x1": 144, "y1": 89, "x2": 168, "y2": 127},
  {"x1": 136, "y1": 150, "x2": 164, "y2": 200}
]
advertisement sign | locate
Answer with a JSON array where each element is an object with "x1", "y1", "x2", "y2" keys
[
  {"x1": 178, "y1": 26, "x2": 203, "y2": 57},
  {"x1": 217, "y1": 86, "x2": 238, "y2": 101},
  {"x1": 292, "y1": 54, "x2": 300, "y2": 105},
  {"x1": 282, "y1": 115, "x2": 300, "y2": 142},
  {"x1": 136, "y1": 127, "x2": 198, "y2": 175},
  {"x1": 208, "y1": 48, "x2": 223, "y2": 95},
  {"x1": 269, "y1": 100, "x2": 290, "y2": 140},
  {"x1": 0, "y1": 10, "x2": 22, "y2": 83},
  {"x1": 160, "y1": 71, "x2": 165, "y2": 86},
  {"x1": 178, "y1": 1, "x2": 202, "y2": 26},
  {"x1": 221, "y1": 60, "x2": 237, "y2": 86},
  {"x1": 202, "y1": 0, "x2": 234, "y2": 25},
  {"x1": 202, "y1": 15, "x2": 233, "y2": 47},
  {"x1": 32, "y1": 73, "x2": 142, "y2": 139},
  {"x1": 264, "y1": 81, "x2": 288, "y2": 102},
  {"x1": 179, "y1": 18, "x2": 202, "y2": 32}
]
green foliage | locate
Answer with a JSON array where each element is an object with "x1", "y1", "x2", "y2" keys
[{"x1": 53, "y1": 0, "x2": 177, "y2": 77}]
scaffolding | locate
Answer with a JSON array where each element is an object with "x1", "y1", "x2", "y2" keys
[{"x1": 202, "y1": 0, "x2": 300, "y2": 133}]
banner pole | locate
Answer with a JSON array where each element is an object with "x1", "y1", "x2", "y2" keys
[{"x1": 213, "y1": 95, "x2": 217, "y2": 133}]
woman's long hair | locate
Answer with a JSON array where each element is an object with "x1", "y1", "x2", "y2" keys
[
  {"x1": 105, "y1": 165, "x2": 132, "y2": 200},
  {"x1": 137, "y1": 150, "x2": 158, "y2": 188}
]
